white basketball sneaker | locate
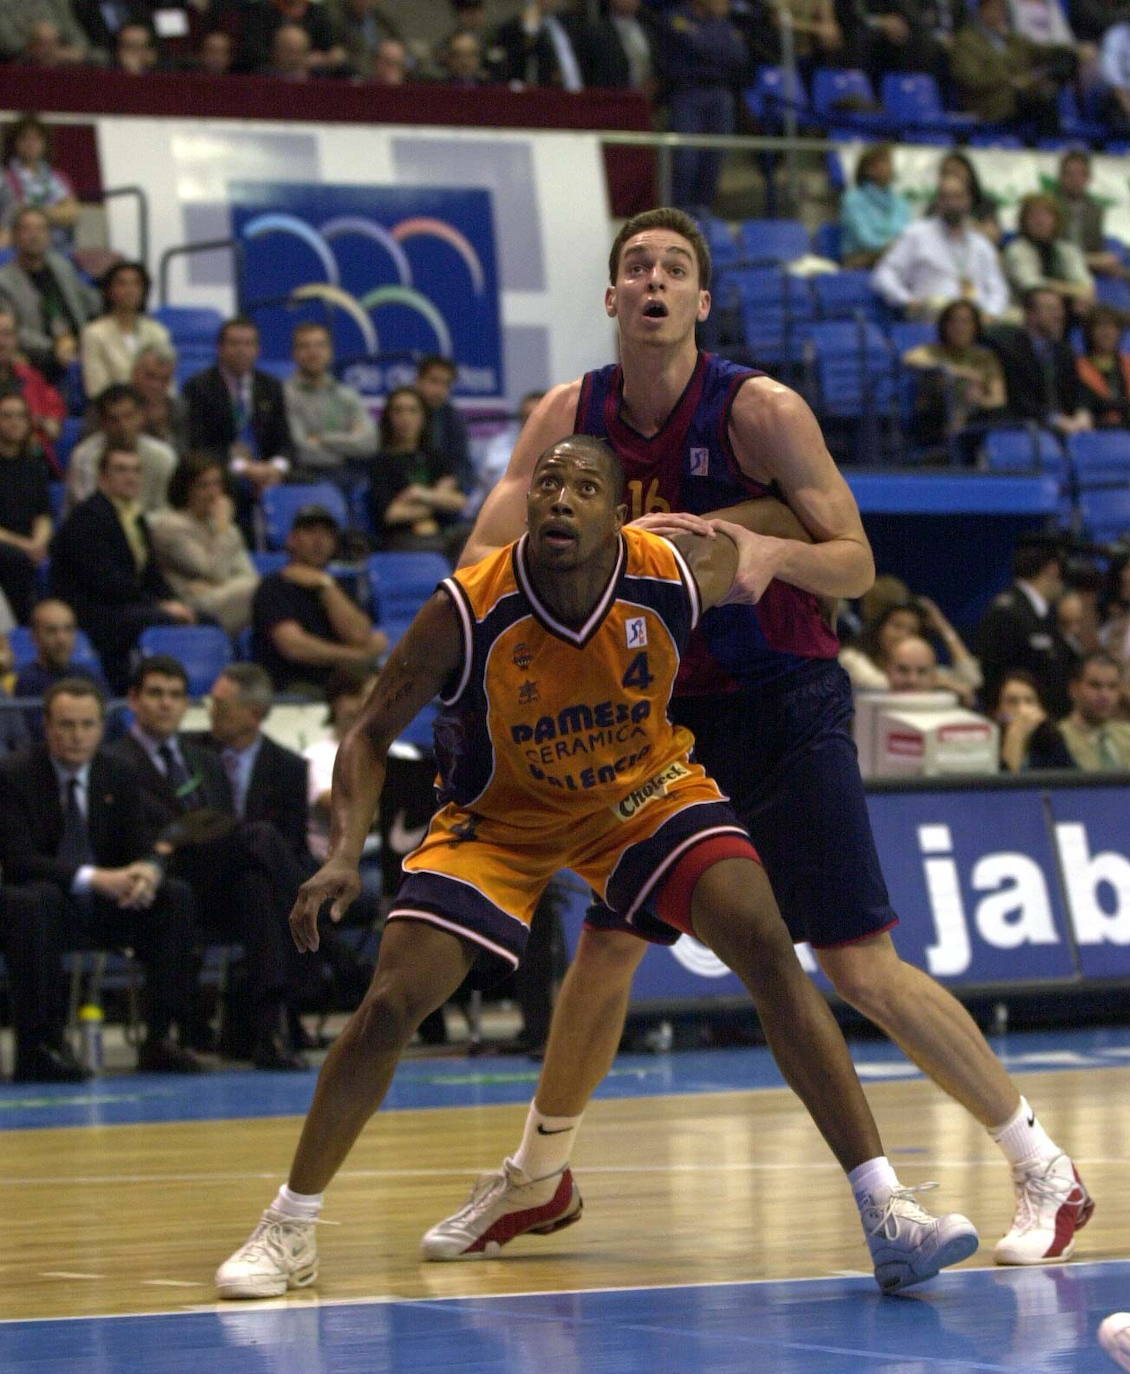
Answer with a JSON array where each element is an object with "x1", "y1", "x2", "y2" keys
[
  {"x1": 861, "y1": 1185, "x2": 979, "y2": 1293},
  {"x1": 994, "y1": 1153, "x2": 1094, "y2": 1265},
  {"x1": 421, "y1": 1159, "x2": 582, "y2": 1260},
  {"x1": 215, "y1": 1208, "x2": 319, "y2": 1299},
  {"x1": 1100, "y1": 1312, "x2": 1130, "y2": 1371}
]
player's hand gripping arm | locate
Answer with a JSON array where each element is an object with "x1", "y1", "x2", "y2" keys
[
  {"x1": 725, "y1": 377, "x2": 875, "y2": 600},
  {"x1": 459, "y1": 383, "x2": 581, "y2": 566},
  {"x1": 288, "y1": 592, "x2": 461, "y2": 952},
  {"x1": 672, "y1": 524, "x2": 782, "y2": 612}
]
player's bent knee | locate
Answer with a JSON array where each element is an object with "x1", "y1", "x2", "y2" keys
[
  {"x1": 574, "y1": 924, "x2": 648, "y2": 978},
  {"x1": 347, "y1": 978, "x2": 436, "y2": 1054}
]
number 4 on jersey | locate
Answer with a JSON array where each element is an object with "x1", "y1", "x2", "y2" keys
[{"x1": 621, "y1": 652, "x2": 654, "y2": 691}]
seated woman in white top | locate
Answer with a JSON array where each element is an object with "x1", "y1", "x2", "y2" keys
[
  {"x1": 840, "y1": 598, "x2": 982, "y2": 705},
  {"x1": 149, "y1": 454, "x2": 259, "y2": 637},
  {"x1": 80, "y1": 261, "x2": 173, "y2": 401}
]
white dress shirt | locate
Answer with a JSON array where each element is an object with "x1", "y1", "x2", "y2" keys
[{"x1": 871, "y1": 218, "x2": 1010, "y2": 320}]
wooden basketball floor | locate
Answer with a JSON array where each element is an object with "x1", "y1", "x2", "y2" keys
[{"x1": 3, "y1": 1028, "x2": 1129, "y2": 1372}]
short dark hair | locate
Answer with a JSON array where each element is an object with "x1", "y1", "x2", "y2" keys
[
  {"x1": 1021, "y1": 284, "x2": 1062, "y2": 315},
  {"x1": 96, "y1": 382, "x2": 144, "y2": 417},
  {"x1": 130, "y1": 654, "x2": 189, "y2": 692},
  {"x1": 218, "y1": 315, "x2": 259, "y2": 347},
  {"x1": 100, "y1": 260, "x2": 152, "y2": 315},
  {"x1": 416, "y1": 354, "x2": 456, "y2": 379},
  {"x1": 98, "y1": 445, "x2": 140, "y2": 474},
  {"x1": 1070, "y1": 650, "x2": 1121, "y2": 683},
  {"x1": 167, "y1": 452, "x2": 227, "y2": 510},
  {"x1": 533, "y1": 434, "x2": 626, "y2": 505},
  {"x1": 1012, "y1": 536, "x2": 1063, "y2": 581},
  {"x1": 1059, "y1": 148, "x2": 1090, "y2": 175},
  {"x1": 44, "y1": 677, "x2": 106, "y2": 719},
  {"x1": 608, "y1": 207, "x2": 711, "y2": 290},
  {"x1": 292, "y1": 320, "x2": 331, "y2": 347}
]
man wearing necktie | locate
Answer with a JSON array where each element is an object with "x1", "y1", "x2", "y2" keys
[
  {"x1": 0, "y1": 678, "x2": 203, "y2": 1080},
  {"x1": 48, "y1": 447, "x2": 197, "y2": 692},
  {"x1": 1059, "y1": 652, "x2": 1130, "y2": 771},
  {"x1": 107, "y1": 655, "x2": 310, "y2": 1070}
]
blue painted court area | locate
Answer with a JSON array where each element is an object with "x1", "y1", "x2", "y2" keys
[
  {"x1": 1, "y1": 1024, "x2": 1129, "y2": 1130},
  {"x1": 4, "y1": 1262, "x2": 1128, "y2": 1373}
]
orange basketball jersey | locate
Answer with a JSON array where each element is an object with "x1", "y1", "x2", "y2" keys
[{"x1": 435, "y1": 525, "x2": 707, "y2": 841}]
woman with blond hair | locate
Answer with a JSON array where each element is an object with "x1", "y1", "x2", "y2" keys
[{"x1": 1002, "y1": 193, "x2": 1095, "y2": 315}]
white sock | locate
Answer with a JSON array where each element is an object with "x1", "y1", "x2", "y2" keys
[
  {"x1": 989, "y1": 1096, "x2": 1059, "y2": 1171},
  {"x1": 510, "y1": 1101, "x2": 582, "y2": 1181},
  {"x1": 272, "y1": 1184, "x2": 323, "y2": 1220},
  {"x1": 848, "y1": 1155, "x2": 900, "y2": 1211}
]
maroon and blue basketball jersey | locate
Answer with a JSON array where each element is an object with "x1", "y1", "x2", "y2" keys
[{"x1": 575, "y1": 351, "x2": 839, "y2": 693}]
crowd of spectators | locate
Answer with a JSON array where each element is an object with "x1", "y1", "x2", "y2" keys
[{"x1": 839, "y1": 534, "x2": 1130, "y2": 775}]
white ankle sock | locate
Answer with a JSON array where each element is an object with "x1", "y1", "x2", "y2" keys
[
  {"x1": 848, "y1": 1155, "x2": 900, "y2": 1211},
  {"x1": 273, "y1": 1184, "x2": 323, "y2": 1220},
  {"x1": 989, "y1": 1096, "x2": 1058, "y2": 1171},
  {"x1": 510, "y1": 1102, "x2": 582, "y2": 1181}
]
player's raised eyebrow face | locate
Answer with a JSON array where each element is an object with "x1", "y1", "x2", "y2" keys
[{"x1": 620, "y1": 240, "x2": 694, "y2": 272}]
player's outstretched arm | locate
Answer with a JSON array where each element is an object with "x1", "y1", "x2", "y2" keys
[
  {"x1": 729, "y1": 376, "x2": 875, "y2": 599},
  {"x1": 672, "y1": 527, "x2": 746, "y2": 611},
  {"x1": 459, "y1": 383, "x2": 581, "y2": 566},
  {"x1": 289, "y1": 592, "x2": 461, "y2": 952}
]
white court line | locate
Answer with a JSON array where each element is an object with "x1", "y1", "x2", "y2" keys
[
  {"x1": 0, "y1": 1155, "x2": 1126, "y2": 1188},
  {"x1": 139, "y1": 1281, "x2": 204, "y2": 1289},
  {"x1": 7, "y1": 1258, "x2": 1130, "y2": 1328},
  {"x1": 39, "y1": 1272, "x2": 103, "y2": 1281}
]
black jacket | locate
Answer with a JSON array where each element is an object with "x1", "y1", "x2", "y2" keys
[
  {"x1": 182, "y1": 366, "x2": 295, "y2": 468},
  {"x1": 0, "y1": 746, "x2": 151, "y2": 890},
  {"x1": 975, "y1": 584, "x2": 1076, "y2": 719},
  {"x1": 105, "y1": 733, "x2": 234, "y2": 848},
  {"x1": 986, "y1": 324, "x2": 1084, "y2": 425},
  {"x1": 49, "y1": 490, "x2": 174, "y2": 632}
]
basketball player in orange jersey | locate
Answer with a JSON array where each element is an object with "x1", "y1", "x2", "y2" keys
[
  {"x1": 215, "y1": 436, "x2": 977, "y2": 1300},
  {"x1": 421, "y1": 207, "x2": 1091, "y2": 1270}
]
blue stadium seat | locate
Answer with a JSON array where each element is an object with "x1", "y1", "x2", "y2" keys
[
  {"x1": 1095, "y1": 276, "x2": 1130, "y2": 312},
  {"x1": 981, "y1": 427, "x2": 1065, "y2": 477},
  {"x1": 1058, "y1": 86, "x2": 1106, "y2": 144},
  {"x1": 967, "y1": 132, "x2": 1023, "y2": 148},
  {"x1": 812, "y1": 221, "x2": 843, "y2": 263},
  {"x1": 1078, "y1": 485, "x2": 1130, "y2": 542},
  {"x1": 367, "y1": 551, "x2": 450, "y2": 627},
  {"x1": 261, "y1": 483, "x2": 349, "y2": 549},
  {"x1": 800, "y1": 320, "x2": 896, "y2": 423},
  {"x1": 9, "y1": 624, "x2": 100, "y2": 672},
  {"x1": 737, "y1": 218, "x2": 810, "y2": 264},
  {"x1": 732, "y1": 268, "x2": 814, "y2": 367},
  {"x1": 811, "y1": 68, "x2": 889, "y2": 136},
  {"x1": 55, "y1": 416, "x2": 85, "y2": 472},
  {"x1": 880, "y1": 73, "x2": 977, "y2": 139},
  {"x1": 152, "y1": 305, "x2": 224, "y2": 348},
  {"x1": 249, "y1": 550, "x2": 288, "y2": 576},
  {"x1": 887, "y1": 321, "x2": 936, "y2": 356},
  {"x1": 1066, "y1": 429, "x2": 1130, "y2": 486},
  {"x1": 695, "y1": 215, "x2": 739, "y2": 269},
  {"x1": 138, "y1": 624, "x2": 233, "y2": 696},
  {"x1": 744, "y1": 66, "x2": 811, "y2": 132},
  {"x1": 810, "y1": 271, "x2": 883, "y2": 322},
  {"x1": 48, "y1": 480, "x2": 66, "y2": 524}
]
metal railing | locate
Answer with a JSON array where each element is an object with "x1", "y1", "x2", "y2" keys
[
  {"x1": 158, "y1": 236, "x2": 245, "y2": 308},
  {"x1": 102, "y1": 184, "x2": 150, "y2": 270}
]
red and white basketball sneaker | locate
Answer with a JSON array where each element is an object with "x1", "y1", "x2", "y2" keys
[
  {"x1": 994, "y1": 1153, "x2": 1094, "y2": 1264},
  {"x1": 421, "y1": 1158, "x2": 582, "y2": 1260}
]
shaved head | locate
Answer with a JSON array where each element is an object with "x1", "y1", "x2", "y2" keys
[{"x1": 533, "y1": 435, "x2": 625, "y2": 504}]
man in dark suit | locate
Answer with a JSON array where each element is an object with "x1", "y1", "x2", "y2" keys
[
  {"x1": 48, "y1": 448, "x2": 197, "y2": 693},
  {"x1": 975, "y1": 535, "x2": 1075, "y2": 718},
  {"x1": 0, "y1": 677, "x2": 203, "y2": 1081},
  {"x1": 106, "y1": 655, "x2": 309, "y2": 1069},
  {"x1": 577, "y1": 0, "x2": 660, "y2": 92},
  {"x1": 182, "y1": 316, "x2": 295, "y2": 499},
  {"x1": 202, "y1": 662, "x2": 313, "y2": 867},
  {"x1": 490, "y1": 0, "x2": 588, "y2": 88},
  {"x1": 986, "y1": 287, "x2": 1093, "y2": 436}
]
